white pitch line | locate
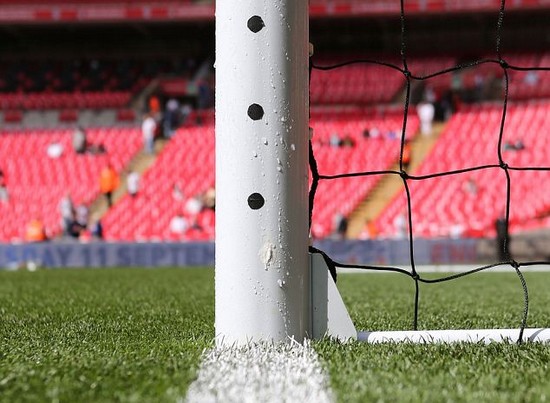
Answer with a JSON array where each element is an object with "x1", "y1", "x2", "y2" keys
[
  {"x1": 338, "y1": 263, "x2": 550, "y2": 274},
  {"x1": 184, "y1": 340, "x2": 334, "y2": 403}
]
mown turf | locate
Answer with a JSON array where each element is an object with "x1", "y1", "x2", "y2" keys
[
  {"x1": 316, "y1": 272, "x2": 550, "y2": 402},
  {"x1": 0, "y1": 268, "x2": 214, "y2": 403},
  {"x1": 2, "y1": 268, "x2": 550, "y2": 402}
]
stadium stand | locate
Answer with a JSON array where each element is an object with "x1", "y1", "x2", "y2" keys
[
  {"x1": 0, "y1": 127, "x2": 141, "y2": 241},
  {"x1": 102, "y1": 125, "x2": 216, "y2": 241},
  {"x1": 310, "y1": 108, "x2": 419, "y2": 238},
  {"x1": 0, "y1": 4, "x2": 547, "y2": 245},
  {"x1": 100, "y1": 108, "x2": 418, "y2": 241},
  {"x1": 374, "y1": 100, "x2": 550, "y2": 239}
]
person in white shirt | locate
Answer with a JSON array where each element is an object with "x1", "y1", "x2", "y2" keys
[
  {"x1": 72, "y1": 126, "x2": 87, "y2": 154},
  {"x1": 127, "y1": 170, "x2": 140, "y2": 198},
  {"x1": 417, "y1": 101, "x2": 435, "y2": 136},
  {"x1": 169, "y1": 214, "x2": 188, "y2": 235},
  {"x1": 141, "y1": 113, "x2": 157, "y2": 154},
  {"x1": 59, "y1": 194, "x2": 74, "y2": 236}
]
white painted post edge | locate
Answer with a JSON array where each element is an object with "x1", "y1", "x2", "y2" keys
[
  {"x1": 215, "y1": 0, "x2": 309, "y2": 345},
  {"x1": 311, "y1": 253, "x2": 357, "y2": 341},
  {"x1": 358, "y1": 328, "x2": 550, "y2": 343}
]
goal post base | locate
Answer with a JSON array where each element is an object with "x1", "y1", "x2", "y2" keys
[
  {"x1": 358, "y1": 328, "x2": 550, "y2": 343},
  {"x1": 310, "y1": 253, "x2": 550, "y2": 344},
  {"x1": 311, "y1": 252, "x2": 357, "y2": 341}
]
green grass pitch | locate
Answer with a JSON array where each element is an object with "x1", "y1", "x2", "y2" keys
[{"x1": 1, "y1": 268, "x2": 550, "y2": 402}]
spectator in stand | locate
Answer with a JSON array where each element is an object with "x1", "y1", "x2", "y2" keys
[
  {"x1": 181, "y1": 104, "x2": 193, "y2": 125},
  {"x1": 142, "y1": 113, "x2": 157, "y2": 154},
  {"x1": 386, "y1": 130, "x2": 398, "y2": 141},
  {"x1": 0, "y1": 169, "x2": 8, "y2": 202},
  {"x1": 329, "y1": 133, "x2": 341, "y2": 148},
  {"x1": 67, "y1": 217, "x2": 86, "y2": 239},
  {"x1": 127, "y1": 170, "x2": 140, "y2": 198},
  {"x1": 394, "y1": 213, "x2": 407, "y2": 239},
  {"x1": 72, "y1": 126, "x2": 87, "y2": 154},
  {"x1": 47, "y1": 142, "x2": 64, "y2": 159},
  {"x1": 89, "y1": 214, "x2": 103, "y2": 240},
  {"x1": 59, "y1": 194, "x2": 74, "y2": 236},
  {"x1": 417, "y1": 101, "x2": 435, "y2": 136},
  {"x1": 87, "y1": 143, "x2": 106, "y2": 155},
  {"x1": 424, "y1": 85, "x2": 436, "y2": 104},
  {"x1": 99, "y1": 164, "x2": 119, "y2": 208},
  {"x1": 164, "y1": 98, "x2": 180, "y2": 138},
  {"x1": 341, "y1": 135, "x2": 356, "y2": 148},
  {"x1": 359, "y1": 220, "x2": 378, "y2": 240},
  {"x1": 169, "y1": 213, "x2": 188, "y2": 236},
  {"x1": 332, "y1": 213, "x2": 348, "y2": 240},
  {"x1": 524, "y1": 71, "x2": 539, "y2": 86},
  {"x1": 402, "y1": 140, "x2": 412, "y2": 171},
  {"x1": 504, "y1": 139, "x2": 526, "y2": 151},
  {"x1": 197, "y1": 79, "x2": 212, "y2": 109},
  {"x1": 76, "y1": 204, "x2": 89, "y2": 228},
  {"x1": 203, "y1": 187, "x2": 216, "y2": 211},
  {"x1": 148, "y1": 94, "x2": 161, "y2": 120},
  {"x1": 25, "y1": 218, "x2": 47, "y2": 242},
  {"x1": 515, "y1": 140, "x2": 525, "y2": 151},
  {"x1": 434, "y1": 90, "x2": 454, "y2": 121},
  {"x1": 185, "y1": 195, "x2": 204, "y2": 229}
]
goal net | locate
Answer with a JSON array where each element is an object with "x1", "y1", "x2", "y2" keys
[
  {"x1": 308, "y1": 0, "x2": 550, "y2": 343},
  {"x1": 215, "y1": 0, "x2": 550, "y2": 344}
]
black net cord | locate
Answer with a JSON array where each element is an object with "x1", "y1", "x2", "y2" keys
[{"x1": 307, "y1": 0, "x2": 550, "y2": 340}]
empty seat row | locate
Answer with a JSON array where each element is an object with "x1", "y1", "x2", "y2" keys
[{"x1": 0, "y1": 91, "x2": 131, "y2": 110}]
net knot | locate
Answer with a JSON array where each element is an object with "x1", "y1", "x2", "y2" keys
[
  {"x1": 403, "y1": 69, "x2": 411, "y2": 78},
  {"x1": 411, "y1": 272, "x2": 420, "y2": 281},
  {"x1": 400, "y1": 170, "x2": 409, "y2": 179},
  {"x1": 499, "y1": 59, "x2": 509, "y2": 69},
  {"x1": 500, "y1": 161, "x2": 509, "y2": 169},
  {"x1": 510, "y1": 260, "x2": 520, "y2": 269}
]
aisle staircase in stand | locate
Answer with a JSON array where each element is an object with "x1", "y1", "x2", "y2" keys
[
  {"x1": 346, "y1": 122, "x2": 447, "y2": 238},
  {"x1": 88, "y1": 139, "x2": 169, "y2": 219}
]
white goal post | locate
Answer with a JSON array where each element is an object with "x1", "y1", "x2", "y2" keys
[
  {"x1": 215, "y1": 0, "x2": 310, "y2": 345},
  {"x1": 215, "y1": 0, "x2": 550, "y2": 345}
]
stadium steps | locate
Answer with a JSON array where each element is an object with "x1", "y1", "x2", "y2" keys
[
  {"x1": 346, "y1": 122, "x2": 446, "y2": 238},
  {"x1": 88, "y1": 138, "x2": 169, "y2": 220}
]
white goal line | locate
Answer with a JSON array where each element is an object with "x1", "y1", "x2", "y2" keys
[
  {"x1": 359, "y1": 328, "x2": 550, "y2": 343},
  {"x1": 338, "y1": 264, "x2": 550, "y2": 274}
]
